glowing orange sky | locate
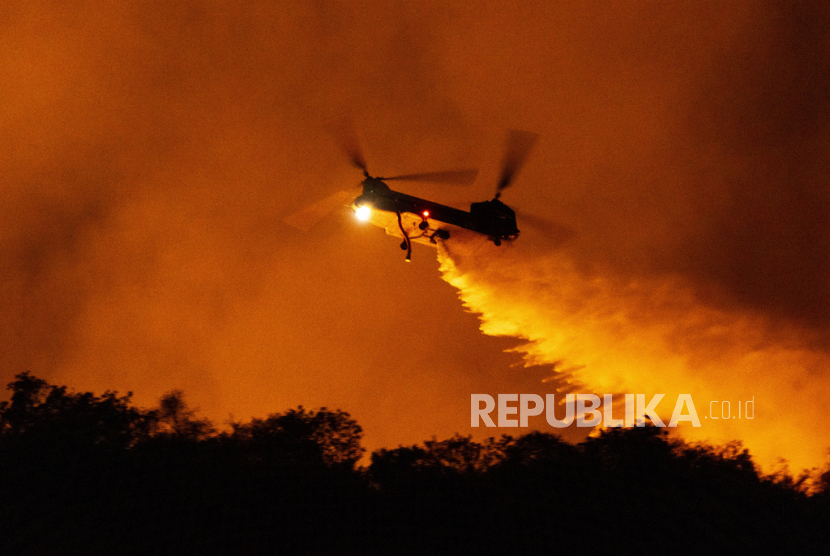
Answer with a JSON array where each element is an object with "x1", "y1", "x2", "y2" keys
[{"x1": 2, "y1": 1, "x2": 829, "y2": 469}]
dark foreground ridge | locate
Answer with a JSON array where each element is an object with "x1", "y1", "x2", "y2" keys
[{"x1": 1, "y1": 372, "x2": 829, "y2": 555}]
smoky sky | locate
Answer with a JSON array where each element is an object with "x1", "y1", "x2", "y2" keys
[
  {"x1": 2, "y1": 0, "x2": 830, "y2": 460},
  {"x1": 662, "y1": 1, "x2": 830, "y2": 333}
]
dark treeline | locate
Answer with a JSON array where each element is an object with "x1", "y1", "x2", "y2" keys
[{"x1": 1, "y1": 373, "x2": 829, "y2": 555}]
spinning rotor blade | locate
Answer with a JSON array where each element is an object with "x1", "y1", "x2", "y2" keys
[
  {"x1": 328, "y1": 117, "x2": 368, "y2": 173},
  {"x1": 283, "y1": 188, "x2": 361, "y2": 232},
  {"x1": 514, "y1": 208, "x2": 574, "y2": 247},
  {"x1": 496, "y1": 129, "x2": 539, "y2": 196},
  {"x1": 381, "y1": 169, "x2": 479, "y2": 185}
]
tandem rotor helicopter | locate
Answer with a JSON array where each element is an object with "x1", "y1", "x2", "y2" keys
[{"x1": 285, "y1": 122, "x2": 541, "y2": 261}]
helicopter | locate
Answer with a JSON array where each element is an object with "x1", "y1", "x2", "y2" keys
[{"x1": 285, "y1": 125, "x2": 539, "y2": 261}]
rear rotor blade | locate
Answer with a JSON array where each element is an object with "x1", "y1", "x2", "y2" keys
[
  {"x1": 514, "y1": 208, "x2": 574, "y2": 246},
  {"x1": 496, "y1": 129, "x2": 539, "y2": 196},
  {"x1": 381, "y1": 169, "x2": 479, "y2": 185},
  {"x1": 328, "y1": 117, "x2": 368, "y2": 173}
]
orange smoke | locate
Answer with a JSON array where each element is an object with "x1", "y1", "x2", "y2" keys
[{"x1": 439, "y1": 236, "x2": 830, "y2": 473}]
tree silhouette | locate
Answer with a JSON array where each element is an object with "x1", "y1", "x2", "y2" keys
[
  {"x1": 228, "y1": 406, "x2": 364, "y2": 469},
  {"x1": 152, "y1": 389, "x2": 216, "y2": 440},
  {"x1": 0, "y1": 371, "x2": 152, "y2": 450},
  {"x1": 1, "y1": 372, "x2": 829, "y2": 554}
]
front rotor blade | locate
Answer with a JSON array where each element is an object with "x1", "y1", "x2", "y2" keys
[
  {"x1": 328, "y1": 117, "x2": 368, "y2": 173},
  {"x1": 283, "y1": 188, "x2": 360, "y2": 232},
  {"x1": 497, "y1": 129, "x2": 539, "y2": 194},
  {"x1": 381, "y1": 169, "x2": 479, "y2": 185}
]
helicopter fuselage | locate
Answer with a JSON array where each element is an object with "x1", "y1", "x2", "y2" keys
[{"x1": 353, "y1": 177, "x2": 519, "y2": 250}]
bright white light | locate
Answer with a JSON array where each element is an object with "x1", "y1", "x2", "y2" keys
[{"x1": 355, "y1": 205, "x2": 372, "y2": 222}]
